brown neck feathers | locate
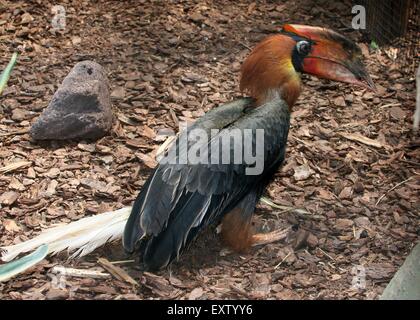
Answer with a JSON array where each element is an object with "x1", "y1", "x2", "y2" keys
[{"x1": 240, "y1": 35, "x2": 301, "y2": 108}]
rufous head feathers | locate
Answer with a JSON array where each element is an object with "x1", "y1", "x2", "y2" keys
[{"x1": 240, "y1": 24, "x2": 375, "y2": 108}]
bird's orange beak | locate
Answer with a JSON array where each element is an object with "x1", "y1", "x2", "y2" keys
[{"x1": 283, "y1": 24, "x2": 376, "y2": 92}]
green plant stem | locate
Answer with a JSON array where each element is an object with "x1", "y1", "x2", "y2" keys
[{"x1": 0, "y1": 52, "x2": 18, "y2": 95}]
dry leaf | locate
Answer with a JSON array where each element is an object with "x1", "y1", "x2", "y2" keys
[
  {"x1": 0, "y1": 191, "x2": 19, "y2": 205},
  {"x1": 389, "y1": 106, "x2": 406, "y2": 120},
  {"x1": 339, "y1": 133, "x2": 384, "y2": 148},
  {"x1": 188, "y1": 287, "x2": 204, "y2": 300},
  {"x1": 335, "y1": 218, "x2": 354, "y2": 230},
  {"x1": 9, "y1": 177, "x2": 25, "y2": 191},
  {"x1": 3, "y1": 219, "x2": 21, "y2": 233},
  {"x1": 72, "y1": 36, "x2": 82, "y2": 45},
  {"x1": 338, "y1": 186, "x2": 353, "y2": 200},
  {"x1": 142, "y1": 125, "x2": 156, "y2": 140},
  {"x1": 331, "y1": 274, "x2": 342, "y2": 281},
  {"x1": 293, "y1": 163, "x2": 314, "y2": 181},
  {"x1": 111, "y1": 86, "x2": 126, "y2": 99},
  {"x1": 318, "y1": 188, "x2": 335, "y2": 200},
  {"x1": 46, "y1": 180, "x2": 59, "y2": 196},
  {"x1": 117, "y1": 113, "x2": 137, "y2": 125},
  {"x1": 78, "y1": 143, "x2": 96, "y2": 152},
  {"x1": 334, "y1": 96, "x2": 346, "y2": 107},
  {"x1": 45, "y1": 168, "x2": 60, "y2": 178},
  {"x1": 136, "y1": 153, "x2": 157, "y2": 168},
  {"x1": 20, "y1": 12, "x2": 34, "y2": 24}
]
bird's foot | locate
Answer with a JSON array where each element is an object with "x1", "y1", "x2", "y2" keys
[{"x1": 251, "y1": 227, "x2": 291, "y2": 246}]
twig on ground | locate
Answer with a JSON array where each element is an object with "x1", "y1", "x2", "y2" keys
[
  {"x1": 274, "y1": 251, "x2": 291, "y2": 269},
  {"x1": 239, "y1": 42, "x2": 252, "y2": 51},
  {"x1": 0, "y1": 128, "x2": 30, "y2": 137},
  {"x1": 338, "y1": 132, "x2": 384, "y2": 149},
  {"x1": 376, "y1": 177, "x2": 414, "y2": 206},
  {"x1": 380, "y1": 103, "x2": 401, "y2": 109},
  {"x1": 317, "y1": 247, "x2": 335, "y2": 261},
  {"x1": 98, "y1": 257, "x2": 138, "y2": 286},
  {"x1": 260, "y1": 196, "x2": 311, "y2": 215},
  {"x1": 51, "y1": 266, "x2": 111, "y2": 279},
  {"x1": 109, "y1": 260, "x2": 136, "y2": 265},
  {"x1": 0, "y1": 161, "x2": 31, "y2": 174}
]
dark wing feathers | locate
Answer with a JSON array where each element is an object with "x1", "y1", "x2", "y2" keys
[
  {"x1": 122, "y1": 176, "x2": 151, "y2": 252},
  {"x1": 123, "y1": 97, "x2": 290, "y2": 270},
  {"x1": 137, "y1": 99, "x2": 255, "y2": 235}
]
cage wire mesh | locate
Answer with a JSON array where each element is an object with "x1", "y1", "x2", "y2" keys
[
  {"x1": 403, "y1": 0, "x2": 420, "y2": 74},
  {"x1": 355, "y1": 0, "x2": 419, "y2": 73},
  {"x1": 357, "y1": 0, "x2": 411, "y2": 44}
]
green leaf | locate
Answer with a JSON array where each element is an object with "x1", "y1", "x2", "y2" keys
[
  {"x1": 0, "y1": 52, "x2": 18, "y2": 96},
  {"x1": 370, "y1": 40, "x2": 379, "y2": 50},
  {"x1": 0, "y1": 244, "x2": 48, "y2": 282}
]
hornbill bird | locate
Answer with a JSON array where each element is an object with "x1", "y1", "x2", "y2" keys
[
  {"x1": 123, "y1": 24, "x2": 375, "y2": 270},
  {"x1": 0, "y1": 24, "x2": 376, "y2": 280}
]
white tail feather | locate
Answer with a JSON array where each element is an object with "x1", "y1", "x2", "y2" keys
[
  {"x1": 1, "y1": 207, "x2": 131, "y2": 262},
  {"x1": 1, "y1": 134, "x2": 178, "y2": 264}
]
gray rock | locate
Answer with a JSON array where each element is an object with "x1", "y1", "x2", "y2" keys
[
  {"x1": 380, "y1": 243, "x2": 420, "y2": 300},
  {"x1": 30, "y1": 61, "x2": 112, "y2": 140}
]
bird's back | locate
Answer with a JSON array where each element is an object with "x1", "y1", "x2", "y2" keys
[{"x1": 123, "y1": 96, "x2": 290, "y2": 270}]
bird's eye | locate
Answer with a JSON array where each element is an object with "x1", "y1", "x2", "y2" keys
[{"x1": 296, "y1": 41, "x2": 311, "y2": 55}]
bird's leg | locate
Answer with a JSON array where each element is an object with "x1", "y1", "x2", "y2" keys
[
  {"x1": 221, "y1": 190, "x2": 291, "y2": 251},
  {"x1": 221, "y1": 207, "x2": 254, "y2": 252},
  {"x1": 221, "y1": 207, "x2": 291, "y2": 251}
]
